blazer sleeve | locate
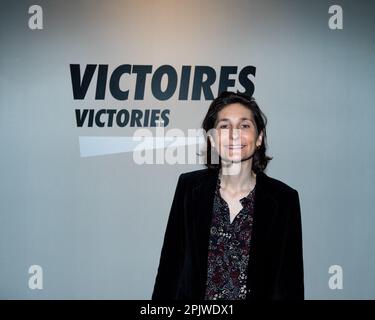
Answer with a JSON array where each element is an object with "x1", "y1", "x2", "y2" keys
[
  {"x1": 283, "y1": 189, "x2": 305, "y2": 299},
  {"x1": 151, "y1": 174, "x2": 186, "y2": 300}
]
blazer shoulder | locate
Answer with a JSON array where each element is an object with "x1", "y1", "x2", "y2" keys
[{"x1": 179, "y1": 168, "x2": 215, "y2": 186}]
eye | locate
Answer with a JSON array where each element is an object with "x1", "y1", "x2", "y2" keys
[
  {"x1": 241, "y1": 124, "x2": 251, "y2": 128},
  {"x1": 219, "y1": 124, "x2": 229, "y2": 129}
]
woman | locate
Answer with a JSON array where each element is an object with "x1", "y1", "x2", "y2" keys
[{"x1": 152, "y1": 91, "x2": 304, "y2": 300}]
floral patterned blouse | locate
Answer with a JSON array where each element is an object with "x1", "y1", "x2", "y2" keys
[{"x1": 204, "y1": 174, "x2": 256, "y2": 300}]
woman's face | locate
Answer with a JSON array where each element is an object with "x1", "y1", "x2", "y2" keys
[{"x1": 210, "y1": 103, "x2": 263, "y2": 164}]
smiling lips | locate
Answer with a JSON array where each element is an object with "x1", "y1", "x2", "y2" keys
[{"x1": 226, "y1": 145, "x2": 245, "y2": 150}]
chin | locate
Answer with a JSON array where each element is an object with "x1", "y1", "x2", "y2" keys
[{"x1": 221, "y1": 154, "x2": 244, "y2": 163}]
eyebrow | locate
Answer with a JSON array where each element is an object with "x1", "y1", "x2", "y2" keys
[{"x1": 217, "y1": 117, "x2": 254, "y2": 123}]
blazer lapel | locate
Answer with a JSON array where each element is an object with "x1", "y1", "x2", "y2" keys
[
  {"x1": 191, "y1": 168, "x2": 219, "y2": 298},
  {"x1": 251, "y1": 171, "x2": 279, "y2": 244},
  {"x1": 246, "y1": 171, "x2": 278, "y2": 298}
]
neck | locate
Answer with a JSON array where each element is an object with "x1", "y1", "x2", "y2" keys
[{"x1": 219, "y1": 159, "x2": 256, "y2": 192}]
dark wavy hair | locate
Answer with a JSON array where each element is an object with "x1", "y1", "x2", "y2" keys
[{"x1": 201, "y1": 91, "x2": 272, "y2": 174}]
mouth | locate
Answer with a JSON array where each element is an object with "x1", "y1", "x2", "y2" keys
[{"x1": 226, "y1": 145, "x2": 245, "y2": 150}]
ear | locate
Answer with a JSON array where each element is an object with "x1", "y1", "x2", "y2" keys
[
  {"x1": 208, "y1": 134, "x2": 216, "y2": 148},
  {"x1": 256, "y1": 130, "x2": 264, "y2": 148}
]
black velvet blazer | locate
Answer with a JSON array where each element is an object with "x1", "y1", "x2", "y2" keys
[{"x1": 152, "y1": 168, "x2": 304, "y2": 300}]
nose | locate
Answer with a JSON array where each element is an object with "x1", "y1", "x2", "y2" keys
[{"x1": 230, "y1": 127, "x2": 240, "y2": 140}]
